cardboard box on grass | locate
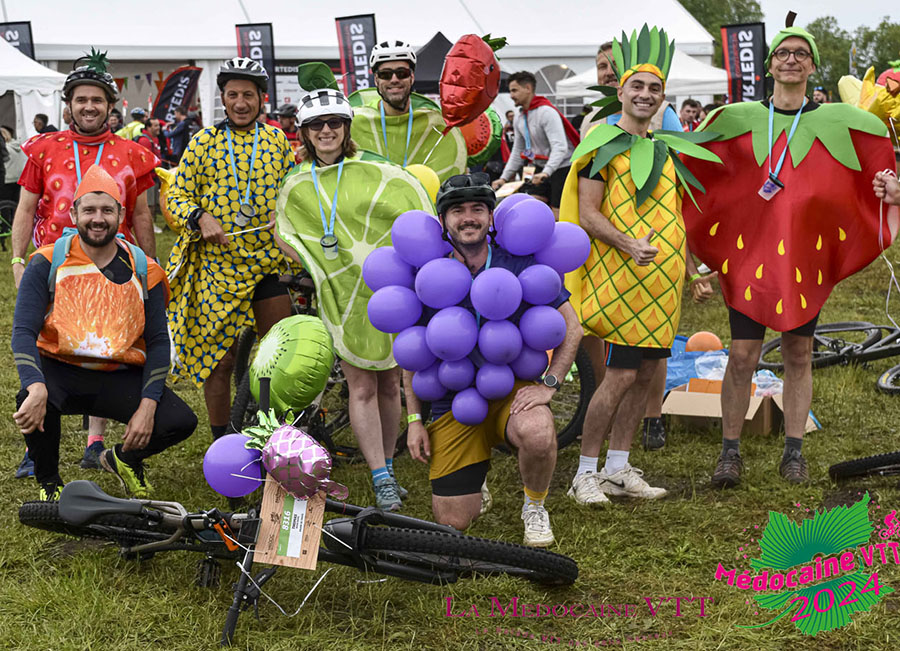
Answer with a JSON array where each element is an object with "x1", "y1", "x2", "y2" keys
[{"x1": 662, "y1": 378, "x2": 818, "y2": 436}]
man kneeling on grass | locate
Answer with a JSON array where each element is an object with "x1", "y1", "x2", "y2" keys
[
  {"x1": 405, "y1": 174, "x2": 582, "y2": 547},
  {"x1": 12, "y1": 165, "x2": 197, "y2": 501}
]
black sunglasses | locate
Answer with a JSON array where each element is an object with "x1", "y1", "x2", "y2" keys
[
  {"x1": 306, "y1": 117, "x2": 347, "y2": 131},
  {"x1": 375, "y1": 68, "x2": 412, "y2": 81},
  {"x1": 445, "y1": 172, "x2": 491, "y2": 188}
]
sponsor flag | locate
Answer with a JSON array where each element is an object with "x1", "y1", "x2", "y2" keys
[
  {"x1": 720, "y1": 23, "x2": 766, "y2": 103},
  {"x1": 236, "y1": 23, "x2": 277, "y2": 104},
  {"x1": 1, "y1": 21, "x2": 35, "y2": 58},
  {"x1": 152, "y1": 66, "x2": 202, "y2": 122},
  {"x1": 335, "y1": 14, "x2": 377, "y2": 94}
]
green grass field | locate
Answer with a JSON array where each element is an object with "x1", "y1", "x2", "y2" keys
[{"x1": 1, "y1": 227, "x2": 899, "y2": 650}]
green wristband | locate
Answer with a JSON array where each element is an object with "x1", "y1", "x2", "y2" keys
[
  {"x1": 407, "y1": 413, "x2": 422, "y2": 424},
  {"x1": 689, "y1": 273, "x2": 702, "y2": 283},
  {"x1": 11, "y1": 257, "x2": 25, "y2": 266}
]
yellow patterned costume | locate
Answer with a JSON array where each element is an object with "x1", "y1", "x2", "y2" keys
[
  {"x1": 165, "y1": 123, "x2": 295, "y2": 386},
  {"x1": 560, "y1": 142, "x2": 685, "y2": 348}
]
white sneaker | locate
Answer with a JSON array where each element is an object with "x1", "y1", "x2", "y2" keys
[
  {"x1": 521, "y1": 503, "x2": 555, "y2": 547},
  {"x1": 152, "y1": 224, "x2": 163, "y2": 233},
  {"x1": 567, "y1": 472, "x2": 611, "y2": 506},
  {"x1": 479, "y1": 481, "x2": 493, "y2": 516},
  {"x1": 598, "y1": 464, "x2": 667, "y2": 500}
]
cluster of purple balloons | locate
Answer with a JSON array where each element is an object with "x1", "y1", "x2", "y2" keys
[{"x1": 364, "y1": 195, "x2": 590, "y2": 425}]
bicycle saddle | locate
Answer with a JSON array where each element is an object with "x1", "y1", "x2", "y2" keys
[{"x1": 58, "y1": 480, "x2": 144, "y2": 526}]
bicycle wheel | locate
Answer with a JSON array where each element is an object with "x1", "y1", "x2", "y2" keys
[
  {"x1": 828, "y1": 451, "x2": 900, "y2": 481},
  {"x1": 551, "y1": 343, "x2": 595, "y2": 449},
  {"x1": 232, "y1": 327, "x2": 257, "y2": 390},
  {"x1": 361, "y1": 526, "x2": 578, "y2": 586},
  {"x1": 0, "y1": 199, "x2": 16, "y2": 237},
  {"x1": 877, "y1": 364, "x2": 900, "y2": 395},
  {"x1": 19, "y1": 500, "x2": 169, "y2": 547},
  {"x1": 758, "y1": 322, "x2": 883, "y2": 372},
  {"x1": 229, "y1": 369, "x2": 258, "y2": 434}
]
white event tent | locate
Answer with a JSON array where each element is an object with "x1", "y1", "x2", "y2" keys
[{"x1": 0, "y1": 38, "x2": 66, "y2": 139}]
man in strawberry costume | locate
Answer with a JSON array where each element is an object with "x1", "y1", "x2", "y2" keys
[{"x1": 681, "y1": 17, "x2": 899, "y2": 487}]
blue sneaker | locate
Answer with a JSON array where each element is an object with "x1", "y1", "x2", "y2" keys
[
  {"x1": 15, "y1": 451, "x2": 34, "y2": 479},
  {"x1": 80, "y1": 441, "x2": 106, "y2": 470}
]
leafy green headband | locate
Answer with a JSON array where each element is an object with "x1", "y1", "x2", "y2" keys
[{"x1": 765, "y1": 12, "x2": 820, "y2": 71}]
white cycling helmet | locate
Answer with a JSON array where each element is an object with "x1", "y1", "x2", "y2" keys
[
  {"x1": 369, "y1": 40, "x2": 417, "y2": 70},
  {"x1": 217, "y1": 57, "x2": 269, "y2": 92},
  {"x1": 298, "y1": 88, "x2": 354, "y2": 126}
]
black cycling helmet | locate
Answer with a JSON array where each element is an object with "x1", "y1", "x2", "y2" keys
[
  {"x1": 64, "y1": 49, "x2": 118, "y2": 102},
  {"x1": 217, "y1": 57, "x2": 269, "y2": 93},
  {"x1": 277, "y1": 103, "x2": 298, "y2": 117},
  {"x1": 435, "y1": 173, "x2": 496, "y2": 217}
]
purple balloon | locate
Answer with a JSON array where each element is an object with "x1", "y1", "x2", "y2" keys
[
  {"x1": 391, "y1": 210, "x2": 449, "y2": 267},
  {"x1": 393, "y1": 326, "x2": 436, "y2": 371},
  {"x1": 476, "y1": 363, "x2": 515, "y2": 400},
  {"x1": 518, "y1": 264, "x2": 562, "y2": 305},
  {"x1": 534, "y1": 222, "x2": 592, "y2": 273},
  {"x1": 500, "y1": 200, "x2": 555, "y2": 255},
  {"x1": 519, "y1": 305, "x2": 567, "y2": 351},
  {"x1": 363, "y1": 246, "x2": 415, "y2": 291},
  {"x1": 415, "y1": 257, "x2": 472, "y2": 309},
  {"x1": 493, "y1": 194, "x2": 535, "y2": 233},
  {"x1": 367, "y1": 285, "x2": 422, "y2": 333},
  {"x1": 412, "y1": 362, "x2": 447, "y2": 402},
  {"x1": 470, "y1": 267, "x2": 523, "y2": 321},
  {"x1": 438, "y1": 358, "x2": 476, "y2": 391},
  {"x1": 203, "y1": 434, "x2": 263, "y2": 498},
  {"x1": 477, "y1": 319, "x2": 523, "y2": 365},
  {"x1": 452, "y1": 387, "x2": 489, "y2": 425},
  {"x1": 510, "y1": 346, "x2": 549, "y2": 380},
  {"x1": 425, "y1": 306, "x2": 478, "y2": 361}
]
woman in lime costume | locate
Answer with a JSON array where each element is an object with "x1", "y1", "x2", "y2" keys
[
  {"x1": 165, "y1": 58, "x2": 295, "y2": 440},
  {"x1": 275, "y1": 65, "x2": 434, "y2": 511},
  {"x1": 557, "y1": 26, "x2": 720, "y2": 506}
]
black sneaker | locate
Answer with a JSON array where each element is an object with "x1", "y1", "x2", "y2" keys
[
  {"x1": 642, "y1": 417, "x2": 667, "y2": 451},
  {"x1": 712, "y1": 449, "x2": 743, "y2": 488},
  {"x1": 779, "y1": 449, "x2": 809, "y2": 484},
  {"x1": 39, "y1": 481, "x2": 64, "y2": 501}
]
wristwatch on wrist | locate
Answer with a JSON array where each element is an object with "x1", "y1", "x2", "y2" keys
[{"x1": 542, "y1": 374, "x2": 560, "y2": 391}]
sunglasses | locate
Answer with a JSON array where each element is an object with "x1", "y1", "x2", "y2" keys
[
  {"x1": 375, "y1": 68, "x2": 412, "y2": 81},
  {"x1": 772, "y1": 48, "x2": 811, "y2": 62},
  {"x1": 444, "y1": 172, "x2": 491, "y2": 188},
  {"x1": 306, "y1": 117, "x2": 347, "y2": 131}
]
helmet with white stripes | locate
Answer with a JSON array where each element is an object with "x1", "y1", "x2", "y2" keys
[
  {"x1": 298, "y1": 88, "x2": 354, "y2": 126},
  {"x1": 369, "y1": 40, "x2": 417, "y2": 70},
  {"x1": 217, "y1": 57, "x2": 269, "y2": 92}
]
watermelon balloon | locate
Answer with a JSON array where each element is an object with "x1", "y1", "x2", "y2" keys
[
  {"x1": 250, "y1": 315, "x2": 335, "y2": 414},
  {"x1": 440, "y1": 34, "x2": 501, "y2": 132},
  {"x1": 460, "y1": 107, "x2": 502, "y2": 166}
]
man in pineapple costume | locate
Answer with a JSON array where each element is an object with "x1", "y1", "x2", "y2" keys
[{"x1": 559, "y1": 26, "x2": 718, "y2": 506}]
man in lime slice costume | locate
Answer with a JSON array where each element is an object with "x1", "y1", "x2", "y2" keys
[
  {"x1": 165, "y1": 57, "x2": 295, "y2": 440},
  {"x1": 348, "y1": 40, "x2": 466, "y2": 182},
  {"x1": 679, "y1": 17, "x2": 899, "y2": 488},
  {"x1": 559, "y1": 25, "x2": 718, "y2": 507},
  {"x1": 275, "y1": 64, "x2": 435, "y2": 511}
]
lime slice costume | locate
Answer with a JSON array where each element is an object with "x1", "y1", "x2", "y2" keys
[
  {"x1": 349, "y1": 88, "x2": 466, "y2": 182},
  {"x1": 165, "y1": 123, "x2": 295, "y2": 386},
  {"x1": 559, "y1": 26, "x2": 722, "y2": 348}
]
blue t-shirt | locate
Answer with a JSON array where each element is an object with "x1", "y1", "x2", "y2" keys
[{"x1": 426, "y1": 244, "x2": 570, "y2": 419}]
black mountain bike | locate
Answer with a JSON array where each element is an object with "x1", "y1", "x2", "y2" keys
[{"x1": 829, "y1": 452, "x2": 900, "y2": 481}]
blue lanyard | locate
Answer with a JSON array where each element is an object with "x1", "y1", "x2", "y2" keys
[
  {"x1": 310, "y1": 158, "x2": 345, "y2": 238},
  {"x1": 225, "y1": 122, "x2": 259, "y2": 206},
  {"x1": 380, "y1": 102, "x2": 414, "y2": 166},
  {"x1": 473, "y1": 246, "x2": 493, "y2": 326},
  {"x1": 767, "y1": 98, "x2": 806, "y2": 182},
  {"x1": 522, "y1": 112, "x2": 533, "y2": 153},
  {"x1": 73, "y1": 141, "x2": 105, "y2": 185}
]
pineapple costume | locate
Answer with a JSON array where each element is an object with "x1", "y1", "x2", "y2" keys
[{"x1": 559, "y1": 25, "x2": 722, "y2": 347}]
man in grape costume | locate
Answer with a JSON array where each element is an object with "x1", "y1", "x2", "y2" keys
[
  {"x1": 559, "y1": 25, "x2": 717, "y2": 506},
  {"x1": 404, "y1": 175, "x2": 582, "y2": 547},
  {"x1": 680, "y1": 17, "x2": 899, "y2": 487}
]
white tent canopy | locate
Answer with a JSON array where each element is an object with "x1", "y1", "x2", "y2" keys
[
  {"x1": 555, "y1": 48, "x2": 727, "y2": 100},
  {"x1": 0, "y1": 38, "x2": 66, "y2": 139}
]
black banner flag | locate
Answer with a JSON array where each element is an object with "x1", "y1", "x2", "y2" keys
[
  {"x1": 1, "y1": 21, "x2": 35, "y2": 59},
  {"x1": 235, "y1": 23, "x2": 277, "y2": 104},
  {"x1": 335, "y1": 14, "x2": 377, "y2": 94},
  {"x1": 152, "y1": 66, "x2": 202, "y2": 123},
  {"x1": 721, "y1": 23, "x2": 767, "y2": 103}
]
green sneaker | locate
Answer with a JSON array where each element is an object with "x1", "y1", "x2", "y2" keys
[
  {"x1": 100, "y1": 448, "x2": 153, "y2": 498},
  {"x1": 39, "y1": 481, "x2": 64, "y2": 501}
]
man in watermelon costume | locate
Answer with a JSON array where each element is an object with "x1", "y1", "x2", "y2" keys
[
  {"x1": 348, "y1": 40, "x2": 466, "y2": 182},
  {"x1": 10, "y1": 49, "x2": 160, "y2": 476},
  {"x1": 559, "y1": 25, "x2": 718, "y2": 506},
  {"x1": 681, "y1": 19, "x2": 900, "y2": 487}
]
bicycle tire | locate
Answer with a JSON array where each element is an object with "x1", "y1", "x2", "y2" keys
[
  {"x1": 362, "y1": 526, "x2": 578, "y2": 586},
  {"x1": 229, "y1": 369, "x2": 257, "y2": 434},
  {"x1": 232, "y1": 327, "x2": 257, "y2": 391},
  {"x1": 876, "y1": 364, "x2": 900, "y2": 395},
  {"x1": 758, "y1": 322, "x2": 883, "y2": 372},
  {"x1": 552, "y1": 343, "x2": 595, "y2": 449},
  {"x1": 19, "y1": 500, "x2": 169, "y2": 547},
  {"x1": 828, "y1": 451, "x2": 900, "y2": 481}
]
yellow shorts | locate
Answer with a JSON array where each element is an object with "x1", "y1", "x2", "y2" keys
[{"x1": 427, "y1": 380, "x2": 534, "y2": 482}]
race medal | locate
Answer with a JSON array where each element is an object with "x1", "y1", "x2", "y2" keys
[
  {"x1": 236, "y1": 202, "x2": 256, "y2": 227},
  {"x1": 320, "y1": 234, "x2": 339, "y2": 260},
  {"x1": 758, "y1": 173, "x2": 784, "y2": 201}
]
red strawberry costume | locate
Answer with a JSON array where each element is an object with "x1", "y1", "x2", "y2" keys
[{"x1": 681, "y1": 100, "x2": 898, "y2": 331}]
